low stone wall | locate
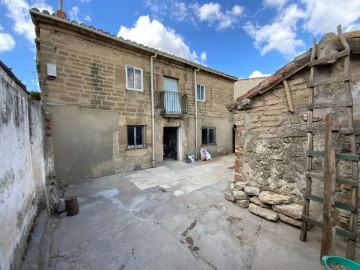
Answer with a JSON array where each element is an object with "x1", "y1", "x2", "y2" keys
[{"x1": 225, "y1": 172, "x2": 303, "y2": 227}]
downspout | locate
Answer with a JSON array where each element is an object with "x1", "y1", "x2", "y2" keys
[
  {"x1": 150, "y1": 53, "x2": 157, "y2": 167},
  {"x1": 194, "y1": 68, "x2": 200, "y2": 160}
]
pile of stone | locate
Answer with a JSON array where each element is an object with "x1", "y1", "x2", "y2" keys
[{"x1": 225, "y1": 182, "x2": 303, "y2": 227}]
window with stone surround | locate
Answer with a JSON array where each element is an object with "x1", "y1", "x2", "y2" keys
[
  {"x1": 197, "y1": 84, "x2": 205, "y2": 102},
  {"x1": 127, "y1": 125, "x2": 145, "y2": 149},
  {"x1": 125, "y1": 65, "x2": 143, "y2": 91},
  {"x1": 202, "y1": 127, "x2": 216, "y2": 145}
]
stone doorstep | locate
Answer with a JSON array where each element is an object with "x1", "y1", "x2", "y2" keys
[{"x1": 22, "y1": 210, "x2": 53, "y2": 270}]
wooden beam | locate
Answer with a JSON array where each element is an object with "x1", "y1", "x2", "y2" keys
[
  {"x1": 283, "y1": 80, "x2": 294, "y2": 112},
  {"x1": 320, "y1": 113, "x2": 338, "y2": 259}
]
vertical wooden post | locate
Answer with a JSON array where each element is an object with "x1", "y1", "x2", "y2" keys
[
  {"x1": 283, "y1": 80, "x2": 294, "y2": 112},
  {"x1": 321, "y1": 113, "x2": 338, "y2": 259}
]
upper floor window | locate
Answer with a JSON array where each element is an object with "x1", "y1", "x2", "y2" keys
[
  {"x1": 127, "y1": 125, "x2": 145, "y2": 149},
  {"x1": 126, "y1": 65, "x2": 143, "y2": 91},
  {"x1": 197, "y1": 84, "x2": 205, "y2": 102}
]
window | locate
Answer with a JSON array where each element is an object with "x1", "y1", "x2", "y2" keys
[
  {"x1": 197, "y1": 84, "x2": 205, "y2": 102},
  {"x1": 127, "y1": 125, "x2": 145, "y2": 149},
  {"x1": 202, "y1": 128, "x2": 216, "y2": 145},
  {"x1": 125, "y1": 65, "x2": 143, "y2": 91}
]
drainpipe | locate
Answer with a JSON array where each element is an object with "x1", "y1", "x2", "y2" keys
[
  {"x1": 194, "y1": 68, "x2": 200, "y2": 160},
  {"x1": 150, "y1": 53, "x2": 157, "y2": 167}
]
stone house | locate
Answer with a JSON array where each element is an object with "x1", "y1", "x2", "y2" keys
[
  {"x1": 227, "y1": 30, "x2": 360, "y2": 243},
  {"x1": 30, "y1": 8, "x2": 237, "y2": 185}
]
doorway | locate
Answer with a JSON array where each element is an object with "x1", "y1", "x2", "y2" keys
[{"x1": 163, "y1": 127, "x2": 179, "y2": 161}]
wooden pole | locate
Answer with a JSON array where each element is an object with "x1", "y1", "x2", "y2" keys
[
  {"x1": 283, "y1": 80, "x2": 294, "y2": 112},
  {"x1": 320, "y1": 113, "x2": 338, "y2": 259}
]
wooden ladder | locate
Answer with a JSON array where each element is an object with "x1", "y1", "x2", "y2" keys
[{"x1": 299, "y1": 25, "x2": 359, "y2": 260}]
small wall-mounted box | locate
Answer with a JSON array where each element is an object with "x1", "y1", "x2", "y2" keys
[{"x1": 47, "y1": 63, "x2": 57, "y2": 78}]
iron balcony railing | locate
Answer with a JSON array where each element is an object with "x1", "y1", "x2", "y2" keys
[{"x1": 159, "y1": 91, "x2": 188, "y2": 115}]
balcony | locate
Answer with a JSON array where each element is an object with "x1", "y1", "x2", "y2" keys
[{"x1": 159, "y1": 91, "x2": 188, "y2": 117}]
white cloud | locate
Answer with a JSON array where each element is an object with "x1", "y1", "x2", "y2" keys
[
  {"x1": 145, "y1": 1, "x2": 243, "y2": 30},
  {"x1": 247, "y1": 0, "x2": 360, "y2": 58},
  {"x1": 0, "y1": 32, "x2": 16, "y2": 52},
  {"x1": 264, "y1": 0, "x2": 288, "y2": 9},
  {"x1": 301, "y1": 0, "x2": 360, "y2": 35},
  {"x1": 172, "y1": 1, "x2": 188, "y2": 21},
  {"x1": 192, "y1": 2, "x2": 244, "y2": 30},
  {"x1": 1, "y1": 0, "x2": 54, "y2": 43},
  {"x1": 80, "y1": 0, "x2": 91, "y2": 2},
  {"x1": 69, "y1": 6, "x2": 80, "y2": 21},
  {"x1": 118, "y1": 15, "x2": 204, "y2": 63},
  {"x1": 249, "y1": 70, "x2": 271, "y2": 78},
  {"x1": 145, "y1": 0, "x2": 167, "y2": 14},
  {"x1": 68, "y1": 6, "x2": 92, "y2": 23},
  {"x1": 200, "y1": 52, "x2": 207, "y2": 62},
  {"x1": 244, "y1": 4, "x2": 306, "y2": 58}
]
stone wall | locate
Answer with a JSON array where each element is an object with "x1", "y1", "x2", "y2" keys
[
  {"x1": 35, "y1": 18, "x2": 235, "y2": 183},
  {"x1": 0, "y1": 65, "x2": 46, "y2": 270},
  {"x1": 234, "y1": 57, "x2": 360, "y2": 203},
  {"x1": 232, "y1": 56, "x2": 360, "y2": 236}
]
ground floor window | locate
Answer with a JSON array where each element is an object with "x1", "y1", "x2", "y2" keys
[
  {"x1": 127, "y1": 125, "x2": 145, "y2": 149},
  {"x1": 202, "y1": 127, "x2": 216, "y2": 145}
]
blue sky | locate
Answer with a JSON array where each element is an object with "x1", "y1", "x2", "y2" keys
[{"x1": 1, "y1": 0, "x2": 360, "y2": 91}]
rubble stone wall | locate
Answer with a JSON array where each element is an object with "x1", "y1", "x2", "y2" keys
[{"x1": 233, "y1": 56, "x2": 360, "y2": 232}]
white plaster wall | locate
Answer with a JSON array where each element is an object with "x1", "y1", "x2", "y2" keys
[
  {"x1": 29, "y1": 101, "x2": 47, "y2": 205},
  {"x1": 0, "y1": 67, "x2": 38, "y2": 270}
]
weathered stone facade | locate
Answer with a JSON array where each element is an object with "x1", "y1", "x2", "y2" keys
[
  {"x1": 234, "y1": 59, "x2": 360, "y2": 203},
  {"x1": 229, "y1": 33, "x2": 360, "y2": 237},
  {"x1": 31, "y1": 9, "x2": 236, "y2": 185}
]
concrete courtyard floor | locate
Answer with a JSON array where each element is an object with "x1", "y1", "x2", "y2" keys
[{"x1": 49, "y1": 155, "x2": 331, "y2": 270}]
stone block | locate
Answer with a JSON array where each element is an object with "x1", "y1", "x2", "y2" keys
[
  {"x1": 259, "y1": 191, "x2": 291, "y2": 205},
  {"x1": 278, "y1": 213, "x2": 302, "y2": 227},
  {"x1": 232, "y1": 190, "x2": 249, "y2": 200},
  {"x1": 249, "y1": 196, "x2": 271, "y2": 208},
  {"x1": 234, "y1": 182, "x2": 247, "y2": 191},
  {"x1": 272, "y1": 203, "x2": 303, "y2": 220},
  {"x1": 236, "y1": 200, "x2": 250, "y2": 208},
  {"x1": 224, "y1": 190, "x2": 236, "y2": 203},
  {"x1": 248, "y1": 203, "x2": 279, "y2": 221},
  {"x1": 244, "y1": 186, "x2": 260, "y2": 196}
]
